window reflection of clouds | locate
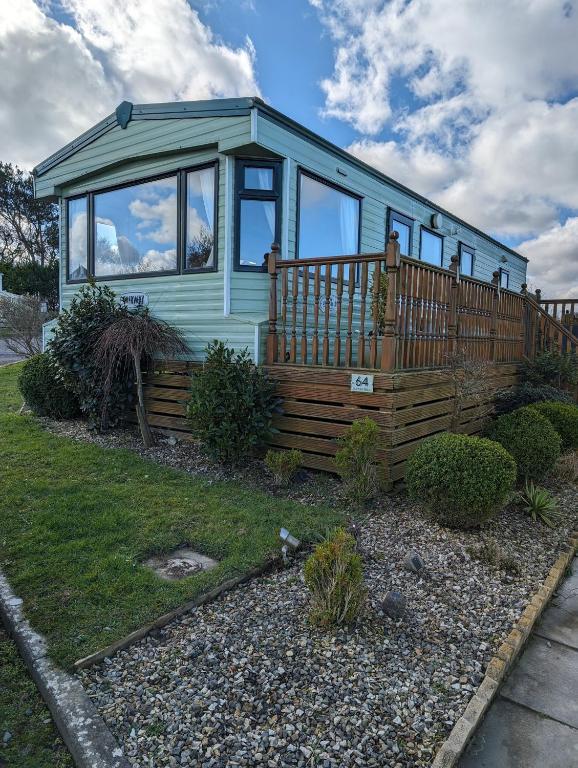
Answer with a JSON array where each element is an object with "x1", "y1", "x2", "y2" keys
[
  {"x1": 94, "y1": 176, "x2": 178, "y2": 276},
  {"x1": 186, "y1": 166, "x2": 215, "y2": 270},
  {"x1": 68, "y1": 198, "x2": 88, "y2": 279}
]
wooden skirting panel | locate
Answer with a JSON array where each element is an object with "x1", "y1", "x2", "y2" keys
[
  {"x1": 265, "y1": 363, "x2": 519, "y2": 484},
  {"x1": 132, "y1": 361, "x2": 519, "y2": 485}
]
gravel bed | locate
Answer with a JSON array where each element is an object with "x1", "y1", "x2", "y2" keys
[{"x1": 77, "y1": 470, "x2": 577, "y2": 767}]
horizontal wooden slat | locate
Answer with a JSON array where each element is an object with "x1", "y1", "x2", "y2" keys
[
  {"x1": 143, "y1": 373, "x2": 192, "y2": 388},
  {"x1": 144, "y1": 398, "x2": 187, "y2": 416},
  {"x1": 142, "y1": 386, "x2": 191, "y2": 402},
  {"x1": 274, "y1": 383, "x2": 392, "y2": 407},
  {"x1": 280, "y1": 399, "x2": 391, "y2": 426},
  {"x1": 273, "y1": 415, "x2": 352, "y2": 438},
  {"x1": 266, "y1": 365, "x2": 395, "y2": 391}
]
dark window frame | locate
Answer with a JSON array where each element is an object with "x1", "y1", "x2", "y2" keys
[
  {"x1": 64, "y1": 161, "x2": 219, "y2": 284},
  {"x1": 386, "y1": 208, "x2": 414, "y2": 258},
  {"x1": 458, "y1": 242, "x2": 475, "y2": 277},
  {"x1": 419, "y1": 225, "x2": 444, "y2": 267},
  {"x1": 234, "y1": 158, "x2": 282, "y2": 273},
  {"x1": 66, "y1": 194, "x2": 90, "y2": 284},
  {"x1": 295, "y1": 167, "x2": 362, "y2": 261},
  {"x1": 499, "y1": 267, "x2": 510, "y2": 289}
]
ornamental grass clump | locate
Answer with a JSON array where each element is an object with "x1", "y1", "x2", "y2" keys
[
  {"x1": 494, "y1": 382, "x2": 574, "y2": 415},
  {"x1": 303, "y1": 528, "x2": 366, "y2": 627},
  {"x1": 485, "y1": 406, "x2": 561, "y2": 481},
  {"x1": 18, "y1": 352, "x2": 80, "y2": 419},
  {"x1": 517, "y1": 481, "x2": 562, "y2": 528},
  {"x1": 94, "y1": 309, "x2": 189, "y2": 447},
  {"x1": 529, "y1": 401, "x2": 578, "y2": 452},
  {"x1": 188, "y1": 341, "x2": 279, "y2": 464},
  {"x1": 264, "y1": 449, "x2": 303, "y2": 486},
  {"x1": 334, "y1": 417, "x2": 380, "y2": 504},
  {"x1": 406, "y1": 433, "x2": 517, "y2": 529}
]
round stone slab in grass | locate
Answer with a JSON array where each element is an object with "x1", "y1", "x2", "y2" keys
[{"x1": 144, "y1": 549, "x2": 218, "y2": 580}]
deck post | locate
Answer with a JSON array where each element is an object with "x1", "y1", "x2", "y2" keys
[
  {"x1": 490, "y1": 271, "x2": 500, "y2": 361},
  {"x1": 521, "y1": 283, "x2": 532, "y2": 359},
  {"x1": 266, "y1": 243, "x2": 280, "y2": 364},
  {"x1": 380, "y1": 231, "x2": 400, "y2": 371},
  {"x1": 448, "y1": 255, "x2": 459, "y2": 358}
]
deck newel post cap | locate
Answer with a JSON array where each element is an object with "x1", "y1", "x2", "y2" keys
[
  {"x1": 521, "y1": 283, "x2": 527, "y2": 295},
  {"x1": 449, "y1": 254, "x2": 459, "y2": 277},
  {"x1": 535, "y1": 288, "x2": 542, "y2": 301},
  {"x1": 386, "y1": 230, "x2": 401, "y2": 268},
  {"x1": 491, "y1": 270, "x2": 500, "y2": 287}
]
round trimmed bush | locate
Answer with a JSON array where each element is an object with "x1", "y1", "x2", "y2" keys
[
  {"x1": 485, "y1": 406, "x2": 561, "y2": 481},
  {"x1": 18, "y1": 353, "x2": 80, "y2": 419},
  {"x1": 406, "y1": 433, "x2": 517, "y2": 529},
  {"x1": 529, "y1": 401, "x2": 578, "y2": 451}
]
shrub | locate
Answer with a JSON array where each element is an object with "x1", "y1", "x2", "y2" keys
[
  {"x1": 556, "y1": 451, "x2": 578, "y2": 484},
  {"x1": 0, "y1": 294, "x2": 55, "y2": 357},
  {"x1": 406, "y1": 433, "x2": 516, "y2": 529},
  {"x1": 522, "y1": 351, "x2": 578, "y2": 388},
  {"x1": 494, "y1": 382, "x2": 574, "y2": 415},
  {"x1": 486, "y1": 406, "x2": 561, "y2": 481},
  {"x1": 529, "y1": 401, "x2": 578, "y2": 451},
  {"x1": 517, "y1": 481, "x2": 561, "y2": 528},
  {"x1": 18, "y1": 353, "x2": 80, "y2": 419},
  {"x1": 303, "y1": 528, "x2": 366, "y2": 627},
  {"x1": 466, "y1": 537, "x2": 521, "y2": 574},
  {"x1": 335, "y1": 417, "x2": 380, "y2": 503},
  {"x1": 187, "y1": 341, "x2": 279, "y2": 464},
  {"x1": 265, "y1": 449, "x2": 303, "y2": 486},
  {"x1": 48, "y1": 284, "x2": 133, "y2": 429}
]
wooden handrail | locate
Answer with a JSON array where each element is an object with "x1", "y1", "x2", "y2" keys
[
  {"x1": 276, "y1": 252, "x2": 386, "y2": 269},
  {"x1": 526, "y1": 292, "x2": 578, "y2": 348}
]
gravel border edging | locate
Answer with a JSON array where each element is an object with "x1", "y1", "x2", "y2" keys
[
  {"x1": 74, "y1": 560, "x2": 277, "y2": 670},
  {"x1": 0, "y1": 570, "x2": 131, "y2": 768},
  {"x1": 432, "y1": 528, "x2": 578, "y2": 768}
]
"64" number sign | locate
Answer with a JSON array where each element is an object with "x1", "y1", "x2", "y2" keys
[{"x1": 350, "y1": 374, "x2": 374, "y2": 393}]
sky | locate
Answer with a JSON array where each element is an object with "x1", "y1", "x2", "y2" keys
[{"x1": 1, "y1": 0, "x2": 577, "y2": 296}]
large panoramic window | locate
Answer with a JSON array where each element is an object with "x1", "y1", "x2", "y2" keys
[
  {"x1": 94, "y1": 176, "x2": 178, "y2": 277},
  {"x1": 459, "y1": 243, "x2": 475, "y2": 277},
  {"x1": 387, "y1": 209, "x2": 413, "y2": 258},
  {"x1": 298, "y1": 171, "x2": 360, "y2": 259},
  {"x1": 235, "y1": 159, "x2": 281, "y2": 271},
  {"x1": 185, "y1": 164, "x2": 217, "y2": 271},
  {"x1": 67, "y1": 196, "x2": 88, "y2": 280},
  {"x1": 420, "y1": 227, "x2": 443, "y2": 267}
]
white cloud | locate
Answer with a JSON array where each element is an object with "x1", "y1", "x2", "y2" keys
[
  {"x1": 312, "y1": 0, "x2": 578, "y2": 295},
  {"x1": 519, "y1": 218, "x2": 578, "y2": 298},
  {"x1": 0, "y1": 0, "x2": 260, "y2": 170}
]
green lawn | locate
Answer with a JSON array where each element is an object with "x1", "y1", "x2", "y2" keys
[
  {"x1": 0, "y1": 363, "x2": 341, "y2": 668},
  {"x1": 0, "y1": 627, "x2": 73, "y2": 768}
]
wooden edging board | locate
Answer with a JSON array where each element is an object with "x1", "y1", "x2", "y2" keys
[
  {"x1": 432, "y1": 528, "x2": 578, "y2": 768},
  {"x1": 74, "y1": 559, "x2": 277, "y2": 670}
]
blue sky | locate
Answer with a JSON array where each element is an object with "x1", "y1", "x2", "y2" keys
[{"x1": 1, "y1": 0, "x2": 578, "y2": 295}]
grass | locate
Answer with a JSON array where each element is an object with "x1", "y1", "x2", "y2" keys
[
  {"x1": 0, "y1": 363, "x2": 342, "y2": 668},
  {"x1": 0, "y1": 627, "x2": 73, "y2": 767}
]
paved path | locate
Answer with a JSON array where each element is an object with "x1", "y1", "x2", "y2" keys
[
  {"x1": 0, "y1": 339, "x2": 25, "y2": 365},
  {"x1": 460, "y1": 556, "x2": 578, "y2": 768}
]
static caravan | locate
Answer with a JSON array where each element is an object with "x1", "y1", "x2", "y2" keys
[
  {"x1": 34, "y1": 97, "x2": 528, "y2": 360},
  {"x1": 36, "y1": 97, "x2": 575, "y2": 480}
]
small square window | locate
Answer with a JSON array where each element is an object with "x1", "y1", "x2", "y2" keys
[
  {"x1": 244, "y1": 167, "x2": 273, "y2": 190},
  {"x1": 420, "y1": 228, "x2": 443, "y2": 266},
  {"x1": 387, "y1": 209, "x2": 413, "y2": 258}
]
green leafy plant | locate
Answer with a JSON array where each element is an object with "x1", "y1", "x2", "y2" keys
[
  {"x1": 264, "y1": 449, "x2": 303, "y2": 486},
  {"x1": 522, "y1": 351, "x2": 578, "y2": 388},
  {"x1": 486, "y1": 406, "x2": 561, "y2": 481},
  {"x1": 48, "y1": 283, "x2": 134, "y2": 429},
  {"x1": 555, "y1": 451, "x2": 578, "y2": 484},
  {"x1": 529, "y1": 401, "x2": 578, "y2": 451},
  {"x1": 406, "y1": 433, "x2": 517, "y2": 529},
  {"x1": 494, "y1": 382, "x2": 574, "y2": 415},
  {"x1": 303, "y1": 528, "x2": 366, "y2": 627},
  {"x1": 334, "y1": 417, "x2": 380, "y2": 504},
  {"x1": 370, "y1": 271, "x2": 389, "y2": 334},
  {"x1": 17, "y1": 353, "x2": 80, "y2": 419},
  {"x1": 187, "y1": 341, "x2": 279, "y2": 464},
  {"x1": 94, "y1": 309, "x2": 188, "y2": 447},
  {"x1": 517, "y1": 481, "x2": 561, "y2": 527}
]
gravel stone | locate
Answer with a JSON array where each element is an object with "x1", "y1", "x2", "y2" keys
[{"x1": 49, "y1": 418, "x2": 577, "y2": 767}]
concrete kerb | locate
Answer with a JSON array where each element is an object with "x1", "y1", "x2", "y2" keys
[
  {"x1": 432, "y1": 530, "x2": 578, "y2": 768},
  {"x1": 0, "y1": 570, "x2": 131, "y2": 768}
]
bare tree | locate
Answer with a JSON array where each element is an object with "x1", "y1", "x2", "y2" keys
[
  {"x1": 0, "y1": 295, "x2": 54, "y2": 357},
  {"x1": 94, "y1": 310, "x2": 189, "y2": 447},
  {"x1": 445, "y1": 346, "x2": 493, "y2": 432}
]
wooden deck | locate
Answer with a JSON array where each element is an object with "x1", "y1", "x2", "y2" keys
[{"x1": 133, "y1": 236, "x2": 577, "y2": 484}]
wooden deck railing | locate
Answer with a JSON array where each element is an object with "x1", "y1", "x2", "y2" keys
[{"x1": 266, "y1": 233, "x2": 578, "y2": 371}]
